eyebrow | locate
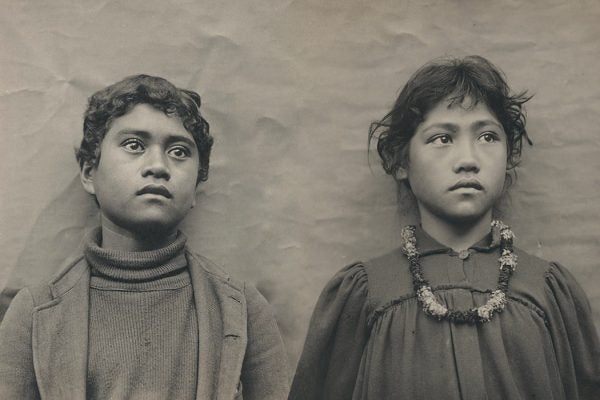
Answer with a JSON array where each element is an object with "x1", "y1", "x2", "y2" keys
[
  {"x1": 420, "y1": 119, "x2": 503, "y2": 133},
  {"x1": 470, "y1": 119, "x2": 503, "y2": 130},
  {"x1": 116, "y1": 129, "x2": 197, "y2": 148},
  {"x1": 420, "y1": 123, "x2": 458, "y2": 133}
]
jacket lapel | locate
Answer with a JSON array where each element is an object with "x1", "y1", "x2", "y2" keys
[
  {"x1": 30, "y1": 251, "x2": 247, "y2": 399},
  {"x1": 32, "y1": 259, "x2": 90, "y2": 399},
  {"x1": 188, "y1": 254, "x2": 247, "y2": 400}
]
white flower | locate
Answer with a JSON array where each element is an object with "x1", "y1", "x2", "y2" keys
[
  {"x1": 417, "y1": 286, "x2": 448, "y2": 318},
  {"x1": 499, "y1": 252, "x2": 518, "y2": 271},
  {"x1": 500, "y1": 229, "x2": 514, "y2": 241},
  {"x1": 401, "y1": 226, "x2": 419, "y2": 258},
  {"x1": 477, "y1": 305, "x2": 493, "y2": 321},
  {"x1": 475, "y1": 291, "x2": 507, "y2": 322},
  {"x1": 491, "y1": 220, "x2": 508, "y2": 231}
]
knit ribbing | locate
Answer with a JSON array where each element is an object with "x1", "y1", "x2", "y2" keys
[
  {"x1": 85, "y1": 228, "x2": 189, "y2": 284},
  {"x1": 84, "y1": 228, "x2": 198, "y2": 400}
]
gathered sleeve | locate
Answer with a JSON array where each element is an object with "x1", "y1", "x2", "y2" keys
[
  {"x1": 289, "y1": 263, "x2": 370, "y2": 400},
  {"x1": 544, "y1": 262, "x2": 600, "y2": 400}
]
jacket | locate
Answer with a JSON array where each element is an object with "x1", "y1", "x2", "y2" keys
[{"x1": 0, "y1": 250, "x2": 289, "y2": 399}]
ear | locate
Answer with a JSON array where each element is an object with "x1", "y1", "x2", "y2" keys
[
  {"x1": 394, "y1": 166, "x2": 408, "y2": 181},
  {"x1": 80, "y1": 162, "x2": 97, "y2": 195}
]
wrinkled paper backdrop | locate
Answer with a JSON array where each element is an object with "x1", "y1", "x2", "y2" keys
[{"x1": 1, "y1": 0, "x2": 599, "y2": 370}]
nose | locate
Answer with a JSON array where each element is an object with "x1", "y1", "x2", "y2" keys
[
  {"x1": 452, "y1": 140, "x2": 480, "y2": 174},
  {"x1": 141, "y1": 147, "x2": 171, "y2": 180}
]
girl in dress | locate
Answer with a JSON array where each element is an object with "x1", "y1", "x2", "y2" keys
[{"x1": 289, "y1": 55, "x2": 600, "y2": 400}]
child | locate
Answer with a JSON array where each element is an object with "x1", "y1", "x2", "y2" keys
[
  {"x1": 0, "y1": 75, "x2": 289, "y2": 399},
  {"x1": 289, "y1": 56, "x2": 600, "y2": 399}
]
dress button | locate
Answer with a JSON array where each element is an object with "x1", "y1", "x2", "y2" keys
[{"x1": 458, "y1": 250, "x2": 470, "y2": 260}]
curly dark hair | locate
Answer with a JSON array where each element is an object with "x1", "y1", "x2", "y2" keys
[
  {"x1": 369, "y1": 55, "x2": 532, "y2": 186},
  {"x1": 76, "y1": 74, "x2": 213, "y2": 183}
]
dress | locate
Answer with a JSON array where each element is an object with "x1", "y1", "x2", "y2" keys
[{"x1": 289, "y1": 227, "x2": 600, "y2": 400}]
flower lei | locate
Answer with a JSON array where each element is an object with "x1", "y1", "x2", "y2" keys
[{"x1": 401, "y1": 220, "x2": 517, "y2": 324}]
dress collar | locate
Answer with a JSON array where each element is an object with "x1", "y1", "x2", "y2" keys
[{"x1": 414, "y1": 225, "x2": 501, "y2": 257}]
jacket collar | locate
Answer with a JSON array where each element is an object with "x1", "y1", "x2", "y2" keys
[{"x1": 32, "y1": 250, "x2": 246, "y2": 400}]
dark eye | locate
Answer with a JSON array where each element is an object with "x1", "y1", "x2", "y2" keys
[
  {"x1": 429, "y1": 134, "x2": 452, "y2": 145},
  {"x1": 122, "y1": 138, "x2": 144, "y2": 153},
  {"x1": 479, "y1": 132, "x2": 500, "y2": 143},
  {"x1": 167, "y1": 145, "x2": 191, "y2": 160}
]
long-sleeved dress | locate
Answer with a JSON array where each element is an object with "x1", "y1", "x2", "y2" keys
[{"x1": 290, "y1": 227, "x2": 600, "y2": 400}]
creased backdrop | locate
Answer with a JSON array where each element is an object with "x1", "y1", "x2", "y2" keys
[{"x1": 1, "y1": 0, "x2": 599, "y2": 370}]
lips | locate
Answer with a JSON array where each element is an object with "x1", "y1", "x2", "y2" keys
[
  {"x1": 136, "y1": 184, "x2": 172, "y2": 198},
  {"x1": 449, "y1": 179, "x2": 484, "y2": 191}
]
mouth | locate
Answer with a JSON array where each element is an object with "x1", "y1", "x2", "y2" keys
[
  {"x1": 136, "y1": 184, "x2": 172, "y2": 199},
  {"x1": 449, "y1": 179, "x2": 484, "y2": 191}
]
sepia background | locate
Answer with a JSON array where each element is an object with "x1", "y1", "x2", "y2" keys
[{"x1": 1, "y1": 0, "x2": 599, "y2": 371}]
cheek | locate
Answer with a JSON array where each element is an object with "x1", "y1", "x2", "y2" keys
[
  {"x1": 184, "y1": 162, "x2": 200, "y2": 186},
  {"x1": 406, "y1": 166, "x2": 437, "y2": 201},
  {"x1": 176, "y1": 165, "x2": 200, "y2": 201},
  {"x1": 487, "y1": 153, "x2": 509, "y2": 194},
  {"x1": 405, "y1": 147, "x2": 437, "y2": 188},
  {"x1": 492, "y1": 149, "x2": 508, "y2": 175},
  {"x1": 94, "y1": 163, "x2": 127, "y2": 192},
  {"x1": 182, "y1": 182, "x2": 197, "y2": 203}
]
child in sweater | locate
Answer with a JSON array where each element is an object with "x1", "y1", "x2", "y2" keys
[
  {"x1": 289, "y1": 56, "x2": 600, "y2": 400},
  {"x1": 0, "y1": 74, "x2": 289, "y2": 400}
]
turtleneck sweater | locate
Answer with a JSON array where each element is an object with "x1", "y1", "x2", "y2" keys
[{"x1": 84, "y1": 228, "x2": 198, "y2": 400}]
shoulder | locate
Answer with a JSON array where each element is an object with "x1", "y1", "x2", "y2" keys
[
  {"x1": 324, "y1": 262, "x2": 370, "y2": 298},
  {"x1": 513, "y1": 246, "x2": 553, "y2": 274},
  {"x1": 312, "y1": 262, "x2": 370, "y2": 313},
  {"x1": 542, "y1": 260, "x2": 592, "y2": 308},
  {"x1": 185, "y1": 249, "x2": 244, "y2": 291},
  {"x1": 319, "y1": 248, "x2": 413, "y2": 314},
  {"x1": 21, "y1": 252, "x2": 88, "y2": 307},
  {"x1": 509, "y1": 247, "x2": 553, "y2": 292},
  {"x1": 185, "y1": 249, "x2": 269, "y2": 309},
  {"x1": 510, "y1": 246, "x2": 570, "y2": 287},
  {"x1": 509, "y1": 246, "x2": 590, "y2": 313},
  {"x1": 334, "y1": 261, "x2": 370, "y2": 282},
  {"x1": 184, "y1": 249, "x2": 281, "y2": 333},
  {"x1": 0, "y1": 285, "x2": 42, "y2": 335},
  {"x1": 362, "y1": 247, "x2": 414, "y2": 309},
  {"x1": 363, "y1": 247, "x2": 409, "y2": 281},
  {"x1": 324, "y1": 249, "x2": 404, "y2": 289}
]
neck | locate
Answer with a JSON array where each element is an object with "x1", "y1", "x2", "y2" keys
[
  {"x1": 99, "y1": 216, "x2": 178, "y2": 252},
  {"x1": 420, "y1": 211, "x2": 492, "y2": 252}
]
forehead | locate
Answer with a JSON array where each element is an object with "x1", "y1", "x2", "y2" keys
[
  {"x1": 106, "y1": 103, "x2": 194, "y2": 141},
  {"x1": 417, "y1": 97, "x2": 501, "y2": 131}
]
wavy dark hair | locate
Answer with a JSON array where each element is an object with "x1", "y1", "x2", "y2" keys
[
  {"x1": 369, "y1": 55, "x2": 532, "y2": 188},
  {"x1": 76, "y1": 74, "x2": 213, "y2": 183}
]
